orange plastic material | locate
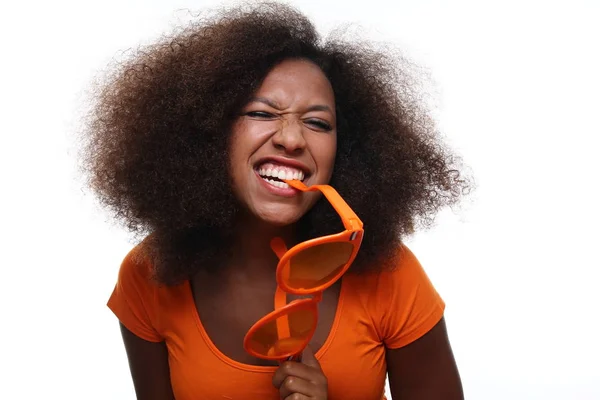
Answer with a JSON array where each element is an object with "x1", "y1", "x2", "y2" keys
[{"x1": 243, "y1": 180, "x2": 364, "y2": 361}]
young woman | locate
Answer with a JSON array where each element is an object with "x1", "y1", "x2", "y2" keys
[{"x1": 81, "y1": 3, "x2": 470, "y2": 399}]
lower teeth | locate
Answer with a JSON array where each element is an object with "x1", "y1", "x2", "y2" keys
[{"x1": 262, "y1": 177, "x2": 290, "y2": 189}]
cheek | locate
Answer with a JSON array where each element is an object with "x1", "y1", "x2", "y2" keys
[
  {"x1": 228, "y1": 123, "x2": 253, "y2": 172},
  {"x1": 315, "y1": 135, "x2": 337, "y2": 178},
  {"x1": 228, "y1": 131, "x2": 251, "y2": 191},
  {"x1": 228, "y1": 122, "x2": 243, "y2": 163},
  {"x1": 230, "y1": 120, "x2": 275, "y2": 163}
]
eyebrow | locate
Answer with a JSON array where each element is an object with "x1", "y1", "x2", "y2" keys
[{"x1": 249, "y1": 97, "x2": 333, "y2": 114}]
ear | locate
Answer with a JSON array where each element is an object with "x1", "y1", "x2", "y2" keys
[{"x1": 270, "y1": 237, "x2": 288, "y2": 259}]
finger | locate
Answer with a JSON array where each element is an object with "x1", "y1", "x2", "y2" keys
[
  {"x1": 300, "y1": 345, "x2": 322, "y2": 371},
  {"x1": 272, "y1": 361, "x2": 315, "y2": 388},
  {"x1": 278, "y1": 376, "x2": 317, "y2": 398},
  {"x1": 283, "y1": 394, "x2": 310, "y2": 400}
]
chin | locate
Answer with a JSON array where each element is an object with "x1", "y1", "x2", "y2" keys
[
  {"x1": 258, "y1": 211, "x2": 303, "y2": 227},
  {"x1": 250, "y1": 205, "x2": 308, "y2": 228}
]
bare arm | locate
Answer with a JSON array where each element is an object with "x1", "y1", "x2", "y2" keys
[
  {"x1": 119, "y1": 323, "x2": 176, "y2": 400},
  {"x1": 386, "y1": 317, "x2": 464, "y2": 400}
]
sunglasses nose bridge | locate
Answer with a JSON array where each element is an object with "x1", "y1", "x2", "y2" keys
[
  {"x1": 313, "y1": 291, "x2": 323, "y2": 302},
  {"x1": 276, "y1": 314, "x2": 291, "y2": 342},
  {"x1": 245, "y1": 300, "x2": 318, "y2": 360}
]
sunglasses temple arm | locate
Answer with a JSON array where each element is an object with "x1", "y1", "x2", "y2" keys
[
  {"x1": 275, "y1": 286, "x2": 291, "y2": 339},
  {"x1": 270, "y1": 237, "x2": 288, "y2": 259},
  {"x1": 283, "y1": 180, "x2": 362, "y2": 231},
  {"x1": 310, "y1": 185, "x2": 364, "y2": 231},
  {"x1": 270, "y1": 237, "x2": 292, "y2": 339}
]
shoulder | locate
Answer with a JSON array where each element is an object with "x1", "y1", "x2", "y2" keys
[
  {"x1": 346, "y1": 243, "x2": 445, "y2": 348},
  {"x1": 347, "y1": 243, "x2": 438, "y2": 296},
  {"x1": 114, "y1": 234, "x2": 164, "y2": 290},
  {"x1": 107, "y1": 235, "x2": 166, "y2": 342},
  {"x1": 377, "y1": 243, "x2": 440, "y2": 294},
  {"x1": 108, "y1": 235, "x2": 166, "y2": 317}
]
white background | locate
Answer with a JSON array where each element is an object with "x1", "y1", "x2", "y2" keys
[{"x1": 1, "y1": 0, "x2": 599, "y2": 398}]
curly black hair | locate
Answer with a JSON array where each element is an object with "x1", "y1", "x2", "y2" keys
[{"x1": 79, "y1": 2, "x2": 472, "y2": 285}]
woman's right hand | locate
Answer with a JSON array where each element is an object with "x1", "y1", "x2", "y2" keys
[{"x1": 272, "y1": 346, "x2": 328, "y2": 400}]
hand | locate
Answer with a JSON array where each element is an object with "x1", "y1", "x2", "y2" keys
[{"x1": 272, "y1": 346, "x2": 328, "y2": 399}]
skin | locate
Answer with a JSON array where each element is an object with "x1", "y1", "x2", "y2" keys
[
  {"x1": 272, "y1": 347, "x2": 328, "y2": 399},
  {"x1": 386, "y1": 317, "x2": 464, "y2": 399},
  {"x1": 222, "y1": 58, "x2": 336, "y2": 398},
  {"x1": 119, "y1": 59, "x2": 464, "y2": 399},
  {"x1": 229, "y1": 58, "x2": 337, "y2": 230},
  {"x1": 119, "y1": 323, "x2": 175, "y2": 400}
]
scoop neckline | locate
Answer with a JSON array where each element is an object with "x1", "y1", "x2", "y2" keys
[{"x1": 184, "y1": 277, "x2": 346, "y2": 373}]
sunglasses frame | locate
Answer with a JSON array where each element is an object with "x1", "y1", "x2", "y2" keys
[{"x1": 243, "y1": 180, "x2": 364, "y2": 361}]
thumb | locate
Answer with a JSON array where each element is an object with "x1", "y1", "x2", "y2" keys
[{"x1": 300, "y1": 345, "x2": 322, "y2": 370}]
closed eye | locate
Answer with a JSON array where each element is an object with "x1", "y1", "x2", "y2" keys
[
  {"x1": 246, "y1": 111, "x2": 275, "y2": 119},
  {"x1": 244, "y1": 111, "x2": 332, "y2": 131},
  {"x1": 305, "y1": 119, "x2": 333, "y2": 131}
]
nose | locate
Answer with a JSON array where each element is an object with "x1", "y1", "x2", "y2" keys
[{"x1": 271, "y1": 119, "x2": 307, "y2": 154}]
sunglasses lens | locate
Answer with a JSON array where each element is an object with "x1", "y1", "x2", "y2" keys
[
  {"x1": 245, "y1": 307, "x2": 316, "y2": 358},
  {"x1": 286, "y1": 241, "x2": 354, "y2": 290}
]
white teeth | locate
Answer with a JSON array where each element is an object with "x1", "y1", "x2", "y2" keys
[
  {"x1": 256, "y1": 165, "x2": 305, "y2": 181},
  {"x1": 263, "y1": 178, "x2": 290, "y2": 189}
]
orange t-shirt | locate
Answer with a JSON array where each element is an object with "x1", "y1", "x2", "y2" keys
[{"x1": 108, "y1": 242, "x2": 445, "y2": 400}]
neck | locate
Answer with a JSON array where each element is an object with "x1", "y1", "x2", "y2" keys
[{"x1": 224, "y1": 213, "x2": 297, "y2": 281}]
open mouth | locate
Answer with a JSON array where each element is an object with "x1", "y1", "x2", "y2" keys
[{"x1": 255, "y1": 162, "x2": 308, "y2": 189}]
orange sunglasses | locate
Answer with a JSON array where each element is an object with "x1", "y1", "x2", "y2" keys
[{"x1": 243, "y1": 179, "x2": 364, "y2": 361}]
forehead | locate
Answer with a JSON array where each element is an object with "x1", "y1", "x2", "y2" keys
[{"x1": 254, "y1": 59, "x2": 335, "y2": 106}]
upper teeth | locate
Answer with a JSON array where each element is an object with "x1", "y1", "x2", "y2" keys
[{"x1": 258, "y1": 167, "x2": 304, "y2": 181}]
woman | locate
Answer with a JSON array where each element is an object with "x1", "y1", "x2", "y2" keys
[{"x1": 81, "y1": 3, "x2": 470, "y2": 399}]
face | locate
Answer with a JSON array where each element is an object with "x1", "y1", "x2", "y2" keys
[{"x1": 229, "y1": 58, "x2": 337, "y2": 227}]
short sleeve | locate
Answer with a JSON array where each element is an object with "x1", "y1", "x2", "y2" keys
[
  {"x1": 375, "y1": 244, "x2": 445, "y2": 349},
  {"x1": 107, "y1": 245, "x2": 163, "y2": 342}
]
